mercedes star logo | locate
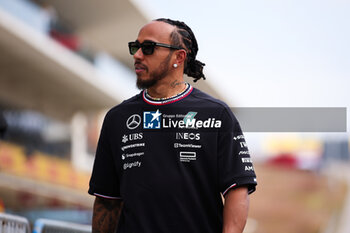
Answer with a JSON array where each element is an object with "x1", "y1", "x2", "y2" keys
[{"x1": 126, "y1": 114, "x2": 141, "y2": 130}]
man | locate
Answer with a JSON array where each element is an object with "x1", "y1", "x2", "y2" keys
[{"x1": 89, "y1": 18, "x2": 257, "y2": 233}]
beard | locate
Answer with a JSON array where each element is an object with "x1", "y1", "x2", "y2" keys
[{"x1": 136, "y1": 52, "x2": 173, "y2": 90}]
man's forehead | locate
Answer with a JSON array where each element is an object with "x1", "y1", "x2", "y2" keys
[{"x1": 137, "y1": 21, "x2": 175, "y2": 42}]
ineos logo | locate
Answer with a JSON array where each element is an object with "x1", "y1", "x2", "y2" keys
[
  {"x1": 176, "y1": 132, "x2": 200, "y2": 140},
  {"x1": 126, "y1": 114, "x2": 141, "y2": 130}
]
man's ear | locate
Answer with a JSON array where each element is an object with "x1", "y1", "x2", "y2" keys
[{"x1": 175, "y1": 49, "x2": 187, "y2": 66}]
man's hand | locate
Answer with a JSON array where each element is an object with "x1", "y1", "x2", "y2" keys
[
  {"x1": 92, "y1": 196, "x2": 123, "y2": 233},
  {"x1": 222, "y1": 187, "x2": 249, "y2": 233}
]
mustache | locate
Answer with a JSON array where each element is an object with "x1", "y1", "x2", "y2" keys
[{"x1": 134, "y1": 61, "x2": 148, "y2": 70}]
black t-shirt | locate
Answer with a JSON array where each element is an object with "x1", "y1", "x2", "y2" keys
[
  {"x1": 89, "y1": 85, "x2": 257, "y2": 233},
  {"x1": 0, "y1": 112, "x2": 7, "y2": 138}
]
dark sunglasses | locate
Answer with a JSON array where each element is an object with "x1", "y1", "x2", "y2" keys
[{"x1": 128, "y1": 41, "x2": 184, "y2": 55}]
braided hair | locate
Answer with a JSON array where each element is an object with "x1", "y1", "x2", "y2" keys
[{"x1": 155, "y1": 18, "x2": 206, "y2": 82}]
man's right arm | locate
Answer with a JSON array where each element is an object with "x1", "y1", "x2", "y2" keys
[{"x1": 92, "y1": 196, "x2": 123, "y2": 233}]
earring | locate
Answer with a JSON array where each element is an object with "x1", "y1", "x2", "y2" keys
[{"x1": 173, "y1": 64, "x2": 178, "y2": 68}]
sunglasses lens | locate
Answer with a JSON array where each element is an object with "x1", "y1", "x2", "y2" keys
[
  {"x1": 128, "y1": 43, "x2": 139, "y2": 55},
  {"x1": 141, "y1": 43, "x2": 155, "y2": 55},
  {"x1": 128, "y1": 42, "x2": 156, "y2": 55}
]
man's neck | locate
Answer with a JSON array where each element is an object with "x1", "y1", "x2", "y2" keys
[{"x1": 146, "y1": 79, "x2": 187, "y2": 99}]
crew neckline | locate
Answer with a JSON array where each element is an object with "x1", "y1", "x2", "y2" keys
[{"x1": 142, "y1": 83, "x2": 193, "y2": 105}]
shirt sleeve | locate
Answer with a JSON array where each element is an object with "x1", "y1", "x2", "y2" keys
[
  {"x1": 218, "y1": 107, "x2": 257, "y2": 196},
  {"x1": 88, "y1": 112, "x2": 121, "y2": 199}
]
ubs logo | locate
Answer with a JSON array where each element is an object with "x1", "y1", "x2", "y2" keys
[
  {"x1": 122, "y1": 133, "x2": 143, "y2": 143},
  {"x1": 126, "y1": 114, "x2": 141, "y2": 130}
]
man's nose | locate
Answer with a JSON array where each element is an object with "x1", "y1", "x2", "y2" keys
[{"x1": 133, "y1": 48, "x2": 143, "y2": 60}]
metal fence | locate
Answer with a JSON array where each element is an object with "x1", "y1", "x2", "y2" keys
[
  {"x1": 33, "y1": 218, "x2": 91, "y2": 233},
  {"x1": 0, "y1": 212, "x2": 31, "y2": 233}
]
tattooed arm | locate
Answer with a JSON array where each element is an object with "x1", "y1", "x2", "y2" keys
[{"x1": 92, "y1": 196, "x2": 123, "y2": 233}]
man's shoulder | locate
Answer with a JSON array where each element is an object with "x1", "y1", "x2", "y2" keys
[
  {"x1": 191, "y1": 88, "x2": 241, "y2": 129},
  {"x1": 120, "y1": 92, "x2": 143, "y2": 106},
  {"x1": 190, "y1": 87, "x2": 229, "y2": 109},
  {"x1": 106, "y1": 92, "x2": 142, "y2": 116}
]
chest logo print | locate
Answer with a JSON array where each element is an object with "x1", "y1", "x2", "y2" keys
[
  {"x1": 180, "y1": 151, "x2": 197, "y2": 162},
  {"x1": 122, "y1": 135, "x2": 128, "y2": 143},
  {"x1": 126, "y1": 114, "x2": 141, "y2": 130},
  {"x1": 183, "y1": 111, "x2": 197, "y2": 124},
  {"x1": 144, "y1": 109, "x2": 162, "y2": 129}
]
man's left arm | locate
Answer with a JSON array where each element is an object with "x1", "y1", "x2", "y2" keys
[{"x1": 222, "y1": 186, "x2": 249, "y2": 233}]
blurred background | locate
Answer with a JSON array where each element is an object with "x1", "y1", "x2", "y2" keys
[{"x1": 0, "y1": 0, "x2": 349, "y2": 232}]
